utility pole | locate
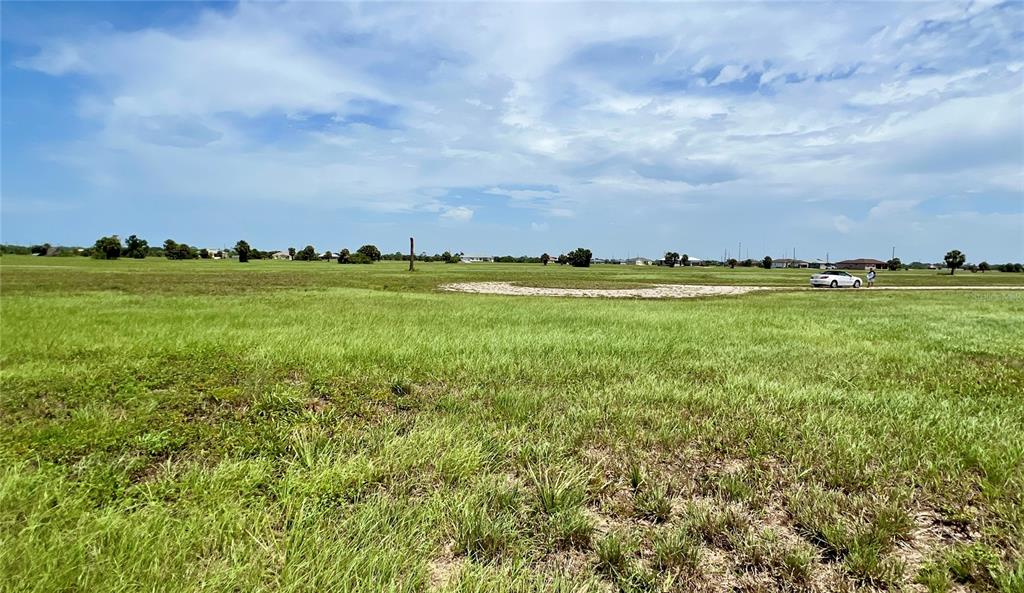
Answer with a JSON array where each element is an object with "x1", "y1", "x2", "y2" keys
[{"x1": 409, "y1": 237, "x2": 415, "y2": 271}]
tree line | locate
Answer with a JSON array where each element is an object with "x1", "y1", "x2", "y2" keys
[{"x1": 3, "y1": 240, "x2": 1022, "y2": 273}]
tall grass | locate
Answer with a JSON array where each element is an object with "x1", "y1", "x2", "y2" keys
[{"x1": 1, "y1": 257, "x2": 1022, "y2": 591}]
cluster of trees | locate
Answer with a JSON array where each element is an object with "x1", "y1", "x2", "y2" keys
[
  {"x1": 725, "y1": 258, "x2": 759, "y2": 268},
  {"x1": 553, "y1": 248, "x2": 592, "y2": 267},
  {"x1": 662, "y1": 252, "x2": 691, "y2": 267}
]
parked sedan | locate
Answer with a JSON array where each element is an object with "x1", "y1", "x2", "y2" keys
[{"x1": 810, "y1": 270, "x2": 862, "y2": 288}]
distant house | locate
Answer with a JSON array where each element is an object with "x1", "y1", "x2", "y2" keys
[
  {"x1": 771, "y1": 258, "x2": 809, "y2": 269},
  {"x1": 808, "y1": 259, "x2": 834, "y2": 269},
  {"x1": 835, "y1": 258, "x2": 887, "y2": 270},
  {"x1": 623, "y1": 257, "x2": 653, "y2": 265},
  {"x1": 461, "y1": 255, "x2": 493, "y2": 263},
  {"x1": 687, "y1": 257, "x2": 705, "y2": 266},
  {"x1": 271, "y1": 251, "x2": 292, "y2": 260}
]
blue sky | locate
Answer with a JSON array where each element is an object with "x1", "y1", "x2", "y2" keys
[{"x1": 2, "y1": 1, "x2": 1022, "y2": 262}]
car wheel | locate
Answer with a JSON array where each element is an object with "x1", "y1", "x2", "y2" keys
[
  {"x1": 853, "y1": 280, "x2": 861, "y2": 288},
  {"x1": 830, "y1": 280, "x2": 838, "y2": 288}
]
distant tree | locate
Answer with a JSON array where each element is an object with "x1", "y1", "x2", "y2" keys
[
  {"x1": 556, "y1": 254, "x2": 568, "y2": 265},
  {"x1": 441, "y1": 251, "x2": 454, "y2": 263},
  {"x1": 337, "y1": 248, "x2": 350, "y2": 264},
  {"x1": 123, "y1": 235, "x2": 148, "y2": 259},
  {"x1": 295, "y1": 245, "x2": 317, "y2": 261},
  {"x1": 681, "y1": 254, "x2": 689, "y2": 267},
  {"x1": 357, "y1": 244, "x2": 381, "y2": 261},
  {"x1": 886, "y1": 257, "x2": 902, "y2": 271},
  {"x1": 740, "y1": 259, "x2": 754, "y2": 267},
  {"x1": 348, "y1": 252, "x2": 373, "y2": 264},
  {"x1": 198, "y1": 248, "x2": 211, "y2": 259},
  {"x1": 2, "y1": 244, "x2": 33, "y2": 255},
  {"x1": 93, "y1": 235, "x2": 122, "y2": 260},
  {"x1": 541, "y1": 253, "x2": 550, "y2": 266},
  {"x1": 235, "y1": 240, "x2": 251, "y2": 263},
  {"x1": 727, "y1": 258, "x2": 738, "y2": 269},
  {"x1": 664, "y1": 251, "x2": 680, "y2": 267},
  {"x1": 30, "y1": 243, "x2": 51, "y2": 256},
  {"x1": 978, "y1": 261, "x2": 990, "y2": 273},
  {"x1": 163, "y1": 239, "x2": 197, "y2": 260},
  {"x1": 762, "y1": 256, "x2": 773, "y2": 269},
  {"x1": 566, "y1": 247, "x2": 592, "y2": 268},
  {"x1": 288, "y1": 247, "x2": 296, "y2": 259},
  {"x1": 323, "y1": 250, "x2": 333, "y2": 261},
  {"x1": 944, "y1": 250, "x2": 965, "y2": 275}
]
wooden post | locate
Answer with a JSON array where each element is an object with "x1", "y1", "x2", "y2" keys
[{"x1": 409, "y1": 237, "x2": 415, "y2": 271}]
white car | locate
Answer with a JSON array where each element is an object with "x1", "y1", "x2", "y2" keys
[{"x1": 810, "y1": 270, "x2": 862, "y2": 288}]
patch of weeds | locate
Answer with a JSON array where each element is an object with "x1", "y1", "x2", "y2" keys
[
  {"x1": 845, "y1": 538, "x2": 904, "y2": 588},
  {"x1": 618, "y1": 563, "x2": 660, "y2": 592},
  {"x1": 389, "y1": 377, "x2": 414, "y2": 397},
  {"x1": 546, "y1": 508, "x2": 594, "y2": 550},
  {"x1": 787, "y1": 487, "x2": 853, "y2": 559},
  {"x1": 945, "y1": 543, "x2": 1002, "y2": 589},
  {"x1": 996, "y1": 559, "x2": 1024, "y2": 593},
  {"x1": 916, "y1": 562, "x2": 953, "y2": 593},
  {"x1": 780, "y1": 541, "x2": 816, "y2": 586},
  {"x1": 634, "y1": 484, "x2": 672, "y2": 523},
  {"x1": 715, "y1": 472, "x2": 754, "y2": 502},
  {"x1": 452, "y1": 504, "x2": 516, "y2": 563},
  {"x1": 528, "y1": 466, "x2": 587, "y2": 515},
  {"x1": 652, "y1": 527, "x2": 701, "y2": 573},
  {"x1": 685, "y1": 502, "x2": 750, "y2": 549},
  {"x1": 733, "y1": 528, "x2": 817, "y2": 587},
  {"x1": 626, "y1": 462, "x2": 646, "y2": 493},
  {"x1": 869, "y1": 502, "x2": 914, "y2": 546},
  {"x1": 595, "y1": 531, "x2": 632, "y2": 577},
  {"x1": 733, "y1": 528, "x2": 780, "y2": 570},
  {"x1": 918, "y1": 545, "x2": 1020, "y2": 593},
  {"x1": 482, "y1": 479, "x2": 522, "y2": 514}
]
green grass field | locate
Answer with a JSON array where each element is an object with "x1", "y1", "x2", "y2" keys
[{"x1": 2, "y1": 256, "x2": 1022, "y2": 592}]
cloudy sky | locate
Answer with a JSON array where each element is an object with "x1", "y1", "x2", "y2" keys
[{"x1": 2, "y1": 1, "x2": 1022, "y2": 261}]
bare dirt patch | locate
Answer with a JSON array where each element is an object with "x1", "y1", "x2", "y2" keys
[
  {"x1": 440, "y1": 282, "x2": 777, "y2": 299},
  {"x1": 441, "y1": 282, "x2": 1024, "y2": 299}
]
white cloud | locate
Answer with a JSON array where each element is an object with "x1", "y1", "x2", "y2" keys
[
  {"x1": 833, "y1": 215, "x2": 854, "y2": 234},
  {"x1": 440, "y1": 206, "x2": 474, "y2": 222},
  {"x1": 8, "y1": 0, "x2": 1023, "y2": 255},
  {"x1": 710, "y1": 64, "x2": 747, "y2": 86},
  {"x1": 868, "y1": 200, "x2": 920, "y2": 219}
]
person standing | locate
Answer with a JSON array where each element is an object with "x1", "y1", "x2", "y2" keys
[{"x1": 867, "y1": 267, "x2": 876, "y2": 288}]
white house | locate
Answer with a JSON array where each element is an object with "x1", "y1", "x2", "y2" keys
[
  {"x1": 461, "y1": 255, "x2": 493, "y2": 263},
  {"x1": 623, "y1": 257, "x2": 653, "y2": 265},
  {"x1": 271, "y1": 251, "x2": 292, "y2": 260},
  {"x1": 771, "y1": 258, "x2": 809, "y2": 269}
]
